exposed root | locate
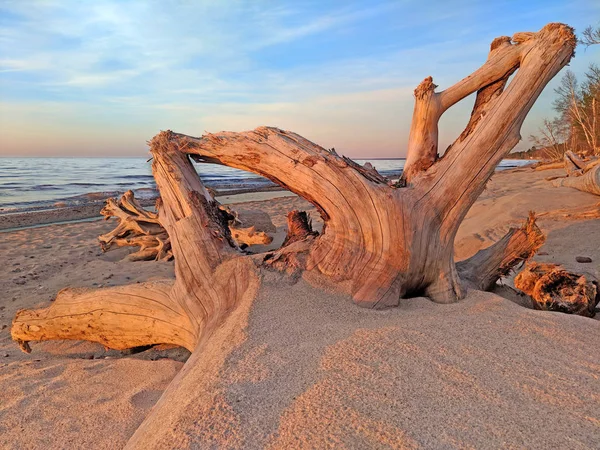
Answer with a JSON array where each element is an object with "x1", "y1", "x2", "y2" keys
[
  {"x1": 99, "y1": 191, "x2": 272, "y2": 259},
  {"x1": 99, "y1": 191, "x2": 173, "y2": 261},
  {"x1": 457, "y1": 213, "x2": 545, "y2": 291}
]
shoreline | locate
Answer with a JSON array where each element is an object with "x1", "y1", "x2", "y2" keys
[
  {"x1": 0, "y1": 161, "x2": 538, "y2": 232},
  {"x1": 0, "y1": 188, "x2": 295, "y2": 231}
]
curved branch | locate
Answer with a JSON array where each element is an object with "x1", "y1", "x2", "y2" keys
[
  {"x1": 11, "y1": 281, "x2": 197, "y2": 352},
  {"x1": 402, "y1": 36, "x2": 521, "y2": 183},
  {"x1": 402, "y1": 24, "x2": 575, "y2": 185},
  {"x1": 417, "y1": 24, "x2": 576, "y2": 227},
  {"x1": 438, "y1": 35, "x2": 522, "y2": 110},
  {"x1": 457, "y1": 213, "x2": 545, "y2": 291},
  {"x1": 162, "y1": 128, "x2": 408, "y2": 307}
]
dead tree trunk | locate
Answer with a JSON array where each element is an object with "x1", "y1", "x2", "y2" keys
[{"x1": 11, "y1": 23, "x2": 576, "y2": 447}]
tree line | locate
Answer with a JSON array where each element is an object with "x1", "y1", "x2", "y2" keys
[{"x1": 528, "y1": 25, "x2": 599, "y2": 160}]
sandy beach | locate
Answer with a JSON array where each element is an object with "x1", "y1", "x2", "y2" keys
[{"x1": 0, "y1": 167, "x2": 599, "y2": 448}]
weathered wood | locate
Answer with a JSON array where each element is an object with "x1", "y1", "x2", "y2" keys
[
  {"x1": 515, "y1": 263, "x2": 599, "y2": 317},
  {"x1": 99, "y1": 191, "x2": 172, "y2": 261},
  {"x1": 11, "y1": 281, "x2": 196, "y2": 352},
  {"x1": 553, "y1": 164, "x2": 600, "y2": 195},
  {"x1": 537, "y1": 203, "x2": 600, "y2": 220},
  {"x1": 564, "y1": 151, "x2": 585, "y2": 176},
  {"x1": 457, "y1": 213, "x2": 545, "y2": 291},
  {"x1": 281, "y1": 210, "x2": 319, "y2": 247},
  {"x1": 533, "y1": 161, "x2": 566, "y2": 171},
  {"x1": 99, "y1": 191, "x2": 272, "y2": 260},
  {"x1": 10, "y1": 23, "x2": 578, "y2": 448}
]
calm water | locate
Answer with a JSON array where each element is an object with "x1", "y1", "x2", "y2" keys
[{"x1": 0, "y1": 157, "x2": 533, "y2": 212}]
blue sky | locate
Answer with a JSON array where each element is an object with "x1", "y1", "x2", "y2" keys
[{"x1": 0, "y1": 0, "x2": 598, "y2": 158}]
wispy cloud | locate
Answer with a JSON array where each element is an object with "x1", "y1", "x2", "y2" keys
[{"x1": 0, "y1": 0, "x2": 599, "y2": 157}]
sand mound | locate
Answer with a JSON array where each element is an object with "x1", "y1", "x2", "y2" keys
[{"x1": 197, "y1": 275, "x2": 600, "y2": 449}]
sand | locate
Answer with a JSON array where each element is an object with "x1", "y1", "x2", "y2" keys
[{"x1": 0, "y1": 168, "x2": 599, "y2": 448}]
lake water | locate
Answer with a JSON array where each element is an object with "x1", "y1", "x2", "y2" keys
[{"x1": 0, "y1": 157, "x2": 534, "y2": 212}]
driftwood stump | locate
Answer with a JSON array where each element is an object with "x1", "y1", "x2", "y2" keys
[{"x1": 11, "y1": 23, "x2": 578, "y2": 447}]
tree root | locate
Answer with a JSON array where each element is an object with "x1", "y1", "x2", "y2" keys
[
  {"x1": 457, "y1": 213, "x2": 545, "y2": 291},
  {"x1": 99, "y1": 191, "x2": 273, "y2": 260}
]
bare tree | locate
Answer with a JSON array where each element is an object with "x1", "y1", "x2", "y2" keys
[
  {"x1": 529, "y1": 117, "x2": 568, "y2": 160},
  {"x1": 554, "y1": 69, "x2": 599, "y2": 155},
  {"x1": 580, "y1": 25, "x2": 600, "y2": 46}
]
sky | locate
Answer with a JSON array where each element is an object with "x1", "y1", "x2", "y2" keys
[{"x1": 0, "y1": 0, "x2": 598, "y2": 158}]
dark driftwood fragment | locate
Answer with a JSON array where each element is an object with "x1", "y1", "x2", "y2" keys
[{"x1": 515, "y1": 263, "x2": 599, "y2": 317}]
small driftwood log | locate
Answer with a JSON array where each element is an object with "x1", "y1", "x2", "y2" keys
[
  {"x1": 11, "y1": 23, "x2": 577, "y2": 448},
  {"x1": 99, "y1": 191, "x2": 273, "y2": 261},
  {"x1": 533, "y1": 161, "x2": 566, "y2": 171},
  {"x1": 515, "y1": 263, "x2": 599, "y2": 317},
  {"x1": 537, "y1": 203, "x2": 600, "y2": 221}
]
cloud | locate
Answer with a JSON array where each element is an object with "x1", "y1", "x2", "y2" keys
[{"x1": 1, "y1": 0, "x2": 599, "y2": 157}]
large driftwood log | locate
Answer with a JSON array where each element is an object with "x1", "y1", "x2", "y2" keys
[
  {"x1": 515, "y1": 263, "x2": 599, "y2": 317},
  {"x1": 11, "y1": 24, "x2": 577, "y2": 448},
  {"x1": 553, "y1": 164, "x2": 600, "y2": 195},
  {"x1": 99, "y1": 191, "x2": 273, "y2": 260}
]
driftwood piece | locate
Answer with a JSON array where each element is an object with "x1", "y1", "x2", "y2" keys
[
  {"x1": 537, "y1": 203, "x2": 600, "y2": 220},
  {"x1": 99, "y1": 191, "x2": 273, "y2": 260},
  {"x1": 553, "y1": 164, "x2": 600, "y2": 195},
  {"x1": 281, "y1": 210, "x2": 319, "y2": 247},
  {"x1": 515, "y1": 263, "x2": 599, "y2": 317},
  {"x1": 262, "y1": 210, "x2": 319, "y2": 276},
  {"x1": 564, "y1": 150, "x2": 586, "y2": 176},
  {"x1": 457, "y1": 213, "x2": 545, "y2": 291},
  {"x1": 99, "y1": 191, "x2": 172, "y2": 261},
  {"x1": 533, "y1": 161, "x2": 566, "y2": 171},
  {"x1": 11, "y1": 23, "x2": 577, "y2": 447}
]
